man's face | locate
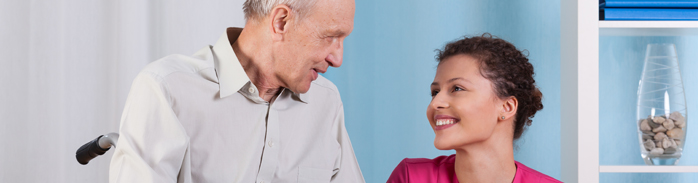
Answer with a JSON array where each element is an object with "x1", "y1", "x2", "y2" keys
[{"x1": 272, "y1": 0, "x2": 355, "y2": 93}]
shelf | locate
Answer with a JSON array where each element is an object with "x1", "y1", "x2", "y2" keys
[
  {"x1": 599, "y1": 21, "x2": 698, "y2": 36},
  {"x1": 600, "y1": 28, "x2": 698, "y2": 36},
  {"x1": 599, "y1": 21, "x2": 698, "y2": 28},
  {"x1": 600, "y1": 166, "x2": 698, "y2": 173}
]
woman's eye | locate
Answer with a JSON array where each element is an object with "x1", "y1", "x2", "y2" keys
[
  {"x1": 431, "y1": 90, "x2": 439, "y2": 97},
  {"x1": 453, "y1": 86, "x2": 464, "y2": 92}
]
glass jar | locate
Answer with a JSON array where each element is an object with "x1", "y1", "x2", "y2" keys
[{"x1": 637, "y1": 43, "x2": 688, "y2": 165}]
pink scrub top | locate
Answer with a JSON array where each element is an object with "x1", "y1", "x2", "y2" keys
[{"x1": 387, "y1": 154, "x2": 562, "y2": 183}]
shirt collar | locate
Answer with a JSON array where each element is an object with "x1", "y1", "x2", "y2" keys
[
  {"x1": 212, "y1": 27, "x2": 248, "y2": 98},
  {"x1": 211, "y1": 27, "x2": 307, "y2": 103}
]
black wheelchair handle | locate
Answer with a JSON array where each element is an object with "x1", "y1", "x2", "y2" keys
[{"x1": 76, "y1": 135, "x2": 110, "y2": 165}]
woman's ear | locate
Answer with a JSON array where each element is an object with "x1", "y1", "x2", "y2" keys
[
  {"x1": 269, "y1": 5, "x2": 292, "y2": 41},
  {"x1": 499, "y1": 96, "x2": 518, "y2": 121}
]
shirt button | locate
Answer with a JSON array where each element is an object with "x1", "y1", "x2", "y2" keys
[
  {"x1": 268, "y1": 140, "x2": 273, "y2": 147},
  {"x1": 248, "y1": 87, "x2": 256, "y2": 93}
]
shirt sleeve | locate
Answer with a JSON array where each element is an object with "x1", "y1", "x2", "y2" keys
[
  {"x1": 109, "y1": 72, "x2": 189, "y2": 183},
  {"x1": 387, "y1": 159, "x2": 410, "y2": 183},
  {"x1": 330, "y1": 103, "x2": 366, "y2": 183}
]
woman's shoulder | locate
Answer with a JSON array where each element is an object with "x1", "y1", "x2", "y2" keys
[
  {"x1": 387, "y1": 154, "x2": 457, "y2": 183},
  {"x1": 513, "y1": 161, "x2": 562, "y2": 183}
]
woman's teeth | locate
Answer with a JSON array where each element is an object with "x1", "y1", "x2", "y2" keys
[{"x1": 436, "y1": 119, "x2": 456, "y2": 126}]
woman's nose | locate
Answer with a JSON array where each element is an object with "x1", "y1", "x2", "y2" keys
[{"x1": 430, "y1": 93, "x2": 449, "y2": 110}]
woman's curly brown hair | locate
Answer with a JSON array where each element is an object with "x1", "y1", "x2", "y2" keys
[{"x1": 436, "y1": 33, "x2": 543, "y2": 140}]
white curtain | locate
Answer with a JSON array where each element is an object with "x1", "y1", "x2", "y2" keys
[{"x1": 0, "y1": 1, "x2": 244, "y2": 182}]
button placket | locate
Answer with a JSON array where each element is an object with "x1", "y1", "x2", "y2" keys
[{"x1": 255, "y1": 101, "x2": 280, "y2": 183}]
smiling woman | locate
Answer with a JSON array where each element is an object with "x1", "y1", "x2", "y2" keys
[
  {"x1": 433, "y1": 33, "x2": 543, "y2": 141},
  {"x1": 387, "y1": 34, "x2": 560, "y2": 183}
]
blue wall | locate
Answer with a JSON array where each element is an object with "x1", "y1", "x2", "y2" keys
[
  {"x1": 322, "y1": 1, "x2": 561, "y2": 182},
  {"x1": 599, "y1": 35, "x2": 698, "y2": 182}
]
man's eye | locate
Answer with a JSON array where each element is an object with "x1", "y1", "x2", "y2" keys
[{"x1": 431, "y1": 90, "x2": 439, "y2": 97}]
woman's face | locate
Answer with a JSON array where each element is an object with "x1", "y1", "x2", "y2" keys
[{"x1": 427, "y1": 54, "x2": 503, "y2": 150}]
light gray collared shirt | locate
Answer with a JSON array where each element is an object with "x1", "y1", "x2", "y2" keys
[{"x1": 109, "y1": 27, "x2": 364, "y2": 183}]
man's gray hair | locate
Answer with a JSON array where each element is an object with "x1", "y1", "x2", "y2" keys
[{"x1": 243, "y1": 0, "x2": 318, "y2": 21}]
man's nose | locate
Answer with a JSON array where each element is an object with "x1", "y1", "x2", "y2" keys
[{"x1": 325, "y1": 38, "x2": 344, "y2": 67}]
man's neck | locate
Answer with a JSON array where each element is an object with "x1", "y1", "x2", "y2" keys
[
  {"x1": 453, "y1": 132, "x2": 517, "y2": 183},
  {"x1": 231, "y1": 26, "x2": 284, "y2": 102}
]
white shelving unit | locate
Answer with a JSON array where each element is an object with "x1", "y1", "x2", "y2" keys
[
  {"x1": 599, "y1": 21, "x2": 698, "y2": 28},
  {"x1": 562, "y1": 1, "x2": 698, "y2": 183},
  {"x1": 600, "y1": 166, "x2": 698, "y2": 173}
]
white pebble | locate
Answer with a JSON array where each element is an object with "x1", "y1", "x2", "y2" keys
[
  {"x1": 664, "y1": 147, "x2": 677, "y2": 154},
  {"x1": 664, "y1": 118, "x2": 675, "y2": 130},
  {"x1": 652, "y1": 125, "x2": 668, "y2": 133},
  {"x1": 654, "y1": 132, "x2": 668, "y2": 141},
  {"x1": 669, "y1": 111, "x2": 685, "y2": 122},
  {"x1": 654, "y1": 116, "x2": 666, "y2": 123},
  {"x1": 643, "y1": 139, "x2": 655, "y2": 151},
  {"x1": 650, "y1": 148, "x2": 665, "y2": 156},
  {"x1": 662, "y1": 138, "x2": 677, "y2": 149},
  {"x1": 675, "y1": 118, "x2": 686, "y2": 129},
  {"x1": 640, "y1": 120, "x2": 652, "y2": 132}
]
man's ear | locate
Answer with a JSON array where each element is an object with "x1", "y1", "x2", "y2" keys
[
  {"x1": 269, "y1": 5, "x2": 292, "y2": 41},
  {"x1": 499, "y1": 96, "x2": 518, "y2": 122}
]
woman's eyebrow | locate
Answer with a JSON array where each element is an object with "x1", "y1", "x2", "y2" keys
[
  {"x1": 431, "y1": 77, "x2": 472, "y2": 86},
  {"x1": 448, "y1": 77, "x2": 471, "y2": 84}
]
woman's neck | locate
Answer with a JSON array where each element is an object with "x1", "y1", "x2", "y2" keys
[{"x1": 453, "y1": 134, "x2": 517, "y2": 183}]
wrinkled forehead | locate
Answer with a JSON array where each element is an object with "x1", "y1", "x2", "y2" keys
[
  {"x1": 315, "y1": 0, "x2": 355, "y2": 14},
  {"x1": 306, "y1": 0, "x2": 355, "y2": 32}
]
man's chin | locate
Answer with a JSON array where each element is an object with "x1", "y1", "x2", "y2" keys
[
  {"x1": 290, "y1": 82, "x2": 312, "y2": 94},
  {"x1": 295, "y1": 88, "x2": 310, "y2": 94}
]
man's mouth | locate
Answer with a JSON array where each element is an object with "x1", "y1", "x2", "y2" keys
[{"x1": 311, "y1": 69, "x2": 319, "y2": 80}]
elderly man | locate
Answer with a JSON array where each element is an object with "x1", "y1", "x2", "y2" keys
[{"x1": 109, "y1": 0, "x2": 363, "y2": 182}]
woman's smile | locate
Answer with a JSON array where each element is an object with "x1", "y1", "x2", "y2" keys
[{"x1": 434, "y1": 115, "x2": 460, "y2": 130}]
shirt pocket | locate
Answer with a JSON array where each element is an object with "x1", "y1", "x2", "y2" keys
[{"x1": 297, "y1": 167, "x2": 332, "y2": 183}]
